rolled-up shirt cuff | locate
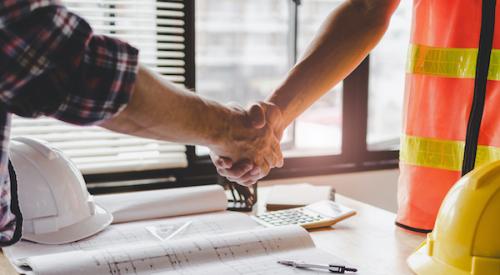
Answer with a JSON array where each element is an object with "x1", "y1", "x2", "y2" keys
[{"x1": 51, "y1": 35, "x2": 139, "y2": 125}]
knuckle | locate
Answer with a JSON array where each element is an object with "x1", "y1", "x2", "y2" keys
[
  {"x1": 215, "y1": 159, "x2": 224, "y2": 167},
  {"x1": 227, "y1": 171, "x2": 240, "y2": 178}
]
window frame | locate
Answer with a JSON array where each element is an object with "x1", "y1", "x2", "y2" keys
[{"x1": 86, "y1": 0, "x2": 399, "y2": 194}]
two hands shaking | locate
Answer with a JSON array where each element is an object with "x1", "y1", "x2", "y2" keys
[
  {"x1": 100, "y1": 66, "x2": 286, "y2": 186},
  {"x1": 209, "y1": 102, "x2": 286, "y2": 186}
]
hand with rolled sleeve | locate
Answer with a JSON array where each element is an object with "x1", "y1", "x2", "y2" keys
[{"x1": 0, "y1": 1, "x2": 138, "y2": 246}]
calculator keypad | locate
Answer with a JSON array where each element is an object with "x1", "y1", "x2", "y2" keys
[{"x1": 255, "y1": 209, "x2": 324, "y2": 226}]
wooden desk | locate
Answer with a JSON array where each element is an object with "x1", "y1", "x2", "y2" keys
[
  {"x1": 256, "y1": 191, "x2": 425, "y2": 275},
  {"x1": 301, "y1": 196, "x2": 424, "y2": 274},
  {"x1": 0, "y1": 191, "x2": 425, "y2": 275}
]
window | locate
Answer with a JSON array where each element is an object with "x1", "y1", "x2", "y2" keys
[
  {"x1": 196, "y1": 0, "x2": 289, "y2": 104},
  {"x1": 195, "y1": 0, "x2": 292, "y2": 155},
  {"x1": 10, "y1": 0, "x2": 412, "y2": 191}
]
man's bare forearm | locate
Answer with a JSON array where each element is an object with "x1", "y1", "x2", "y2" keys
[
  {"x1": 100, "y1": 65, "x2": 282, "y2": 173},
  {"x1": 269, "y1": 0, "x2": 400, "y2": 126},
  {"x1": 100, "y1": 65, "x2": 230, "y2": 147}
]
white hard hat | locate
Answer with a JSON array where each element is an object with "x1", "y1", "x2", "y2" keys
[{"x1": 9, "y1": 137, "x2": 113, "y2": 244}]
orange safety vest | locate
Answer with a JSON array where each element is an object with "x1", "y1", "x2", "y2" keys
[{"x1": 397, "y1": 0, "x2": 500, "y2": 232}]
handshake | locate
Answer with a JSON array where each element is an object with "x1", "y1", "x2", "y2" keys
[{"x1": 208, "y1": 101, "x2": 286, "y2": 186}]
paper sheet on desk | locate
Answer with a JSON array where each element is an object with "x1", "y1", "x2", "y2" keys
[
  {"x1": 94, "y1": 185, "x2": 227, "y2": 223},
  {"x1": 13, "y1": 226, "x2": 358, "y2": 275},
  {"x1": 4, "y1": 211, "x2": 260, "y2": 260},
  {"x1": 4, "y1": 184, "x2": 360, "y2": 275}
]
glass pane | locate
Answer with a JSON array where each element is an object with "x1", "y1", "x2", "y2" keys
[
  {"x1": 367, "y1": 1, "x2": 412, "y2": 151},
  {"x1": 291, "y1": 0, "x2": 343, "y2": 155},
  {"x1": 195, "y1": 0, "x2": 291, "y2": 156}
]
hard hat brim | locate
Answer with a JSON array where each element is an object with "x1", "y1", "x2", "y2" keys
[
  {"x1": 22, "y1": 204, "x2": 113, "y2": 245},
  {"x1": 407, "y1": 241, "x2": 469, "y2": 275}
]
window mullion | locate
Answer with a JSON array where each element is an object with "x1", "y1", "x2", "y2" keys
[
  {"x1": 176, "y1": 0, "x2": 197, "y2": 163},
  {"x1": 341, "y1": 56, "x2": 370, "y2": 162},
  {"x1": 286, "y1": 0, "x2": 300, "y2": 149}
]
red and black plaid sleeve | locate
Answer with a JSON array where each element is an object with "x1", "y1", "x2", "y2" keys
[
  {"x1": 0, "y1": 3, "x2": 139, "y2": 124},
  {"x1": 0, "y1": 0, "x2": 138, "y2": 246}
]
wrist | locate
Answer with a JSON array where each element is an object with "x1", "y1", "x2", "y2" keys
[
  {"x1": 202, "y1": 100, "x2": 235, "y2": 150},
  {"x1": 272, "y1": 107, "x2": 287, "y2": 141},
  {"x1": 265, "y1": 95, "x2": 290, "y2": 132}
]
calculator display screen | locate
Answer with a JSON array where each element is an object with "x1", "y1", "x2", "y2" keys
[{"x1": 305, "y1": 201, "x2": 343, "y2": 217}]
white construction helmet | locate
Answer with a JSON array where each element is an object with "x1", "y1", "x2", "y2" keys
[{"x1": 9, "y1": 137, "x2": 112, "y2": 244}]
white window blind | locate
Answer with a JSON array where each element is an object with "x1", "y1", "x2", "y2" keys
[{"x1": 11, "y1": 0, "x2": 190, "y2": 175}]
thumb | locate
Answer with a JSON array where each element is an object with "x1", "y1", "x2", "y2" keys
[{"x1": 248, "y1": 103, "x2": 266, "y2": 129}]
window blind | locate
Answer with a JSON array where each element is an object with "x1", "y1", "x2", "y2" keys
[{"x1": 11, "y1": 0, "x2": 191, "y2": 175}]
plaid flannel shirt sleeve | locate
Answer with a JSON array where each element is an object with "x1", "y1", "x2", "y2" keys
[
  {"x1": 0, "y1": 2, "x2": 138, "y2": 246},
  {"x1": 0, "y1": 4, "x2": 139, "y2": 124}
]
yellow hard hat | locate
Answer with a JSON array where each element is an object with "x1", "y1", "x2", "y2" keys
[{"x1": 407, "y1": 160, "x2": 500, "y2": 275}]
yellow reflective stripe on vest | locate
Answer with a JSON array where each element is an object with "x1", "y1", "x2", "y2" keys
[
  {"x1": 400, "y1": 135, "x2": 500, "y2": 171},
  {"x1": 407, "y1": 44, "x2": 500, "y2": 80}
]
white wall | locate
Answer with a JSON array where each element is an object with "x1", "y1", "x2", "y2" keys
[{"x1": 260, "y1": 169, "x2": 400, "y2": 213}]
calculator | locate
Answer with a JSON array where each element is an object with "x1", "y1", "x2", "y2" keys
[{"x1": 252, "y1": 200, "x2": 356, "y2": 229}]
